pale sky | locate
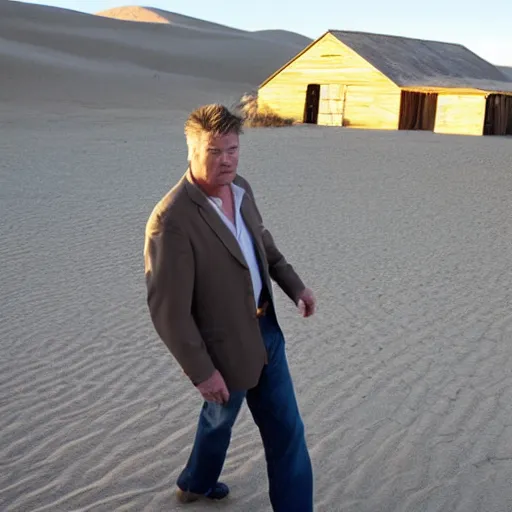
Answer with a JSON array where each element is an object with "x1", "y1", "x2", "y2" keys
[{"x1": 14, "y1": 0, "x2": 512, "y2": 66}]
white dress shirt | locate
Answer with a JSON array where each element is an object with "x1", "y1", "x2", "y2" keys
[{"x1": 207, "y1": 183, "x2": 263, "y2": 307}]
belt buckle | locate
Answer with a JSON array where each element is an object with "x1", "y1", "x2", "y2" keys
[{"x1": 256, "y1": 301, "x2": 269, "y2": 318}]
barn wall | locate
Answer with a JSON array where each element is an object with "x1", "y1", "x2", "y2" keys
[
  {"x1": 258, "y1": 32, "x2": 401, "y2": 129},
  {"x1": 343, "y1": 86, "x2": 401, "y2": 129},
  {"x1": 434, "y1": 94, "x2": 486, "y2": 135}
]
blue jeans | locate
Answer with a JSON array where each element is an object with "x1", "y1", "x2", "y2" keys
[{"x1": 176, "y1": 309, "x2": 313, "y2": 511}]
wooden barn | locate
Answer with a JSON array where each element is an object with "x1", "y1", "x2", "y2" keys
[{"x1": 257, "y1": 30, "x2": 512, "y2": 136}]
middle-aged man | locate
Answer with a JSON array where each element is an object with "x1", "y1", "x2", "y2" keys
[{"x1": 144, "y1": 103, "x2": 316, "y2": 511}]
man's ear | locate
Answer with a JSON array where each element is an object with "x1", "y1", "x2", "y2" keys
[{"x1": 187, "y1": 141, "x2": 196, "y2": 162}]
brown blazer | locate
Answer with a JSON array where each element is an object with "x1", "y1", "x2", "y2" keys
[{"x1": 143, "y1": 170, "x2": 305, "y2": 391}]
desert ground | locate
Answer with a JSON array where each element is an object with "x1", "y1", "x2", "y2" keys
[{"x1": 1, "y1": 2, "x2": 512, "y2": 511}]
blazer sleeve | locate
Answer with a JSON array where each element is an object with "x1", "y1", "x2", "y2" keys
[
  {"x1": 239, "y1": 177, "x2": 306, "y2": 304},
  {"x1": 144, "y1": 217, "x2": 215, "y2": 385}
]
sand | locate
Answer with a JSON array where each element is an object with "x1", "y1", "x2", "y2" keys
[{"x1": 2, "y1": 2, "x2": 512, "y2": 512}]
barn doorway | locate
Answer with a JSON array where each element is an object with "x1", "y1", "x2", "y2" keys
[
  {"x1": 483, "y1": 94, "x2": 512, "y2": 135},
  {"x1": 304, "y1": 84, "x2": 320, "y2": 123},
  {"x1": 304, "y1": 84, "x2": 346, "y2": 125},
  {"x1": 399, "y1": 91, "x2": 438, "y2": 131}
]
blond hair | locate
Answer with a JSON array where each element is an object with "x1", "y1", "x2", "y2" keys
[{"x1": 184, "y1": 104, "x2": 244, "y2": 145}]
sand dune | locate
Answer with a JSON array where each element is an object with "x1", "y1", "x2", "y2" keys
[
  {"x1": 2, "y1": 2, "x2": 512, "y2": 512},
  {"x1": 0, "y1": 2, "x2": 308, "y2": 109},
  {"x1": 96, "y1": 6, "x2": 247, "y2": 34},
  {"x1": 96, "y1": 6, "x2": 313, "y2": 48},
  {"x1": 252, "y1": 29, "x2": 313, "y2": 47}
]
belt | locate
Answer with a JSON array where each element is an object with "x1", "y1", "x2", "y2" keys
[{"x1": 256, "y1": 300, "x2": 269, "y2": 318}]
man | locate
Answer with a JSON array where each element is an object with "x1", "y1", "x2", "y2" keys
[{"x1": 144, "y1": 104, "x2": 316, "y2": 511}]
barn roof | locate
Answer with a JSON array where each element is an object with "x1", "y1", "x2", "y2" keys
[
  {"x1": 330, "y1": 30, "x2": 512, "y2": 93},
  {"x1": 259, "y1": 30, "x2": 512, "y2": 94}
]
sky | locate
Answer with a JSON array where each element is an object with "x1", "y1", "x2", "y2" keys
[{"x1": 14, "y1": 0, "x2": 512, "y2": 66}]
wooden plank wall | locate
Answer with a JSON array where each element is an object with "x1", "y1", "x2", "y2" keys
[
  {"x1": 258, "y1": 32, "x2": 401, "y2": 128},
  {"x1": 344, "y1": 86, "x2": 401, "y2": 129},
  {"x1": 434, "y1": 94, "x2": 486, "y2": 135}
]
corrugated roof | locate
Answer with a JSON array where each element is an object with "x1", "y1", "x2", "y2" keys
[{"x1": 330, "y1": 30, "x2": 512, "y2": 93}]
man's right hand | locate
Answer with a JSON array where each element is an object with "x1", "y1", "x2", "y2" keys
[{"x1": 196, "y1": 369, "x2": 230, "y2": 405}]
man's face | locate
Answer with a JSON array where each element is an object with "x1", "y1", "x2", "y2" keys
[{"x1": 190, "y1": 130, "x2": 240, "y2": 189}]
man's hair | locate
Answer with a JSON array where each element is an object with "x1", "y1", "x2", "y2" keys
[{"x1": 184, "y1": 104, "x2": 244, "y2": 144}]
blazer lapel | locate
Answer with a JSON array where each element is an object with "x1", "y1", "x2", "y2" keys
[{"x1": 184, "y1": 175, "x2": 248, "y2": 269}]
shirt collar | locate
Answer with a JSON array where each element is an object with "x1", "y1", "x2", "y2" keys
[{"x1": 208, "y1": 182, "x2": 245, "y2": 210}]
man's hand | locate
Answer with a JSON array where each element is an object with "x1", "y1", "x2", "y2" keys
[
  {"x1": 196, "y1": 369, "x2": 230, "y2": 405},
  {"x1": 297, "y1": 287, "x2": 316, "y2": 317}
]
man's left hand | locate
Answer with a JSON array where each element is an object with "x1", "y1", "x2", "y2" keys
[{"x1": 297, "y1": 288, "x2": 316, "y2": 317}]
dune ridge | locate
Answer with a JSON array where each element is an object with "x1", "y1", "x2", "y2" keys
[
  {"x1": 95, "y1": 6, "x2": 248, "y2": 34},
  {"x1": 0, "y1": 2, "x2": 309, "y2": 109},
  {"x1": 95, "y1": 5, "x2": 313, "y2": 47}
]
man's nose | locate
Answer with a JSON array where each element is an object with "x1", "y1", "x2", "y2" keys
[{"x1": 220, "y1": 152, "x2": 229, "y2": 164}]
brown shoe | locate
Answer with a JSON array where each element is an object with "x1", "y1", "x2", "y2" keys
[{"x1": 176, "y1": 482, "x2": 230, "y2": 503}]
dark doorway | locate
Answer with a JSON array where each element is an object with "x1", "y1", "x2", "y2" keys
[
  {"x1": 399, "y1": 91, "x2": 438, "y2": 131},
  {"x1": 304, "y1": 84, "x2": 320, "y2": 124},
  {"x1": 484, "y1": 94, "x2": 512, "y2": 135}
]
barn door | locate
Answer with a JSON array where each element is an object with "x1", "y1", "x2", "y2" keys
[
  {"x1": 318, "y1": 84, "x2": 346, "y2": 126},
  {"x1": 484, "y1": 94, "x2": 512, "y2": 135},
  {"x1": 399, "y1": 91, "x2": 437, "y2": 130},
  {"x1": 304, "y1": 84, "x2": 320, "y2": 123}
]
